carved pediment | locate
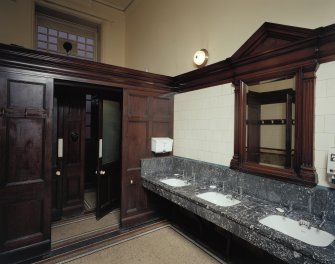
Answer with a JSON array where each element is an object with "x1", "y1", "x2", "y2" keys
[{"x1": 232, "y1": 22, "x2": 314, "y2": 60}]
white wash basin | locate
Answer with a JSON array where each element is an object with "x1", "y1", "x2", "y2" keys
[
  {"x1": 160, "y1": 178, "x2": 190, "y2": 187},
  {"x1": 259, "y1": 215, "x2": 335, "y2": 247},
  {"x1": 196, "y1": 192, "x2": 241, "y2": 207}
]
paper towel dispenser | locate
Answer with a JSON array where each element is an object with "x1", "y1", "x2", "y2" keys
[
  {"x1": 327, "y1": 147, "x2": 335, "y2": 174},
  {"x1": 151, "y1": 137, "x2": 173, "y2": 153},
  {"x1": 327, "y1": 147, "x2": 335, "y2": 184}
]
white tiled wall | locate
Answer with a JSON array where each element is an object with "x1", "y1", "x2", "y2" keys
[
  {"x1": 173, "y1": 62, "x2": 335, "y2": 188},
  {"x1": 315, "y1": 61, "x2": 335, "y2": 187},
  {"x1": 173, "y1": 84, "x2": 234, "y2": 166}
]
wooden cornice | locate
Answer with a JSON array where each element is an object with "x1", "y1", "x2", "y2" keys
[
  {"x1": 0, "y1": 23, "x2": 334, "y2": 93},
  {"x1": 0, "y1": 44, "x2": 177, "y2": 92},
  {"x1": 175, "y1": 23, "x2": 335, "y2": 92}
]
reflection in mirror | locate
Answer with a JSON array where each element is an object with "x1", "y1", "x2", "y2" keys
[
  {"x1": 245, "y1": 76, "x2": 295, "y2": 169},
  {"x1": 102, "y1": 100, "x2": 121, "y2": 165}
]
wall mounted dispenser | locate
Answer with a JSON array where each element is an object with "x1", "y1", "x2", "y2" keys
[
  {"x1": 151, "y1": 137, "x2": 173, "y2": 153},
  {"x1": 327, "y1": 147, "x2": 335, "y2": 184}
]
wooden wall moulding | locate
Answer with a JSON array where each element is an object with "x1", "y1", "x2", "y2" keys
[
  {"x1": 175, "y1": 22, "x2": 335, "y2": 92},
  {"x1": 0, "y1": 44, "x2": 177, "y2": 92}
]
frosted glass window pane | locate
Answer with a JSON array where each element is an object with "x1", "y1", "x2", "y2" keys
[
  {"x1": 78, "y1": 36, "x2": 85, "y2": 43},
  {"x1": 86, "y1": 38, "x2": 94, "y2": 45},
  {"x1": 48, "y1": 29, "x2": 58, "y2": 36},
  {"x1": 86, "y1": 52, "x2": 93, "y2": 59},
  {"x1": 77, "y1": 43, "x2": 85, "y2": 50},
  {"x1": 77, "y1": 50, "x2": 85, "y2": 57},
  {"x1": 59, "y1": 31, "x2": 67, "y2": 39},
  {"x1": 49, "y1": 36, "x2": 57, "y2": 44},
  {"x1": 86, "y1": 45, "x2": 94, "y2": 52},
  {"x1": 69, "y1": 34, "x2": 77, "y2": 41},
  {"x1": 37, "y1": 41, "x2": 47, "y2": 49},
  {"x1": 48, "y1": 43, "x2": 57, "y2": 51},
  {"x1": 38, "y1": 26, "x2": 47, "y2": 34},
  {"x1": 38, "y1": 33, "x2": 47, "y2": 42}
]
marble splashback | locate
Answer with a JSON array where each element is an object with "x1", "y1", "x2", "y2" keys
[{"x1": 141, "y1": 156, "x2": 335, "y2": 223}]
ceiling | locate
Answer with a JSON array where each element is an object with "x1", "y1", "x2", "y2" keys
[{"x1": 93, "y1": 0, "x2": 135, "y2": 11}]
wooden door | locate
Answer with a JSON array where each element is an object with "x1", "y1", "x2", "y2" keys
[
  {"x1": 57, "y1": 93, "x2": 85, "y2": 216},
  {"x1": 121, "y1": 90, "x2": 173, "y2": 227},
  {"x1": 96, "y1": 98, "x2": 121, "y2": 218},
  {"x1": 0, "y1": 73, "x2": 53, "y2": 263}
]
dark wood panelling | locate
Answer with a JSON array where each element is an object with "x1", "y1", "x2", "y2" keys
[
  {"x1": 152, "y1": 122, "x2": 170, "y2": 137},
  {"x1": 0, "y1": 44, "x2": 176, "y2": 92},
  {"x1": 0, "y1": 74, "x2": 52, "y2": 263},
  {"x1": 58, "y1": 94, "x2": 85, "y2": 215},
  {"x1": 126, "y1": 121, "x2": 148, "y2": 169},
  {"x1": 121, "y1": 90, "x2": 173, "y2": 227},
  {"x1": 128, "y1": 95, "x2": 149, "y2": 118},
  {"x1": 4, "y1": 200, "x2": 42, "y2": 246},
  {"x1": 7, "y1": 118, "x2": 44, "y2": 183},
  {"x1": 175, "y1": 23, "x2": 335, "y2": 92},
  {"x1": 151, "y1": 97, "x2": 171, "y2": 118},
  {"x1": 8, "y1": 81, "x2": 45, "y2": 109}
]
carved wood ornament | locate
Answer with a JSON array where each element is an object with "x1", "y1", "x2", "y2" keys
[{"x1": 176, "y1": 22, "x2": 335, "y2": 185}]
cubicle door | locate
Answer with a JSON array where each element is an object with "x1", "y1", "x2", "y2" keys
[
  {"x1": 0, "y1": 73, "x2": 53, "y2": 263},
  {"x1": 95, "y1": 98, "x2": 121, "y2": 219}
]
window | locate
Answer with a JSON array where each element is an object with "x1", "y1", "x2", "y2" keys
[{"x1": 35, "y1": 6, "x2": 99, "y2": 61}]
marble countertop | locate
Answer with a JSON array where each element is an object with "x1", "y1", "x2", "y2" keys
[{"x1": 142, "y1": 172, "x2": 335, "y2": 264}]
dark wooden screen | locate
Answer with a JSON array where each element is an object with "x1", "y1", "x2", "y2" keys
[
  {"x1": 0, "y1": 73, "x2": 53, "y2": 263},
  {"x1": 121, "y1": 90, "x2": 173, "y2": 227}
]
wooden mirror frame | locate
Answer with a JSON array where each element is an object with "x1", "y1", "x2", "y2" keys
[
  {"x1": 174, "y1": 23, "x2": 335, "y2": 186},
  {"x1": 230, "y1": 68, "x2": 317, "y2": 186}
]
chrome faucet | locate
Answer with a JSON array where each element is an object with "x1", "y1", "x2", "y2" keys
[
  {"x1": 283, "y1": 202, "x2": 293, "y2": 216},
  {"x1": 319, "y1": 211, "x2": 327, "y2": 228},
  {"x1": 299, "y1": 219, "x2": 311, "y2": 229},
  {"x1": 191, "y1": 167, "x2": 196, "y2": 183},
  {"x1": 219, "y1": 181, "x2": 225, "y2": 193}
]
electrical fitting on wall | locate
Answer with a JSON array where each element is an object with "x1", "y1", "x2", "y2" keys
[
  {"x1": 151, "y1": 137, "x2": 173, "y2": 153},
  {"x1": 193, "y1": 49, "x2": 209, "y2": 67},
  {"x1": 327, "y1": 147, "x2": 335, "y2": 184}
]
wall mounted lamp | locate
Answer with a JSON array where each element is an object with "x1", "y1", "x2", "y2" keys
[{"x1": 193, "y1": 49, "x2": 209, "y2": 67}]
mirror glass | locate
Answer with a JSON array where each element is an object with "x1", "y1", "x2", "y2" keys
[
  {"x1": 245, "y1": 76, "x2": 295, "y2": 169},
  {"x1": 102, "y1": 100, "x2": 121, "y2": 164}
]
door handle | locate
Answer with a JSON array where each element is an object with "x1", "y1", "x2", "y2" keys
[{"x1": 55, "y1": 170, "x2": 61, "y2": 176}]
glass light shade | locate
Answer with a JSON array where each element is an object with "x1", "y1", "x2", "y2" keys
[{"x1": 193, "y1": 49, "x2": 209, "y2": 67}]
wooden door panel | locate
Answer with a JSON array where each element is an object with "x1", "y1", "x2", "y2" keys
[
  {"x1": 59, "y1": 94, "x2": 85, "y2": 215},
  {"x1": 0, "y1": 74, "x2": 52, "y2": 263},
  {"x1": 65, "y1": 121, "x2": 83, "y2": 164},
  {"x1": 125, "y1": 170, "x2": 140, "y2": 215},
  {"x1": 0, "y1": 117, "x2": 5, "y2": 187},
  {"x1": 152, "y1": 97, "x2": 171, "y2": 118},
  {"x1": 126, "y1": 121, "x2": 148, "y2": 168},
  {"x1": 152, "y1": 121, "x2": 170, "y2": 137},
  {"x1": 128, "y1": 94, "x2": 149, "y2": 118},
  {"x1": 8, "y1": 81, "x2": 45, "y2": 110},
  {"x1": 2, "y1": 200, "x2": 43, "y2": 248},
  {"x1": 6, "y1": 118, "x2": 44, "y2": 183},
  {"x1": 121, "y1": 90, "x2": 173, "y2": 227}
]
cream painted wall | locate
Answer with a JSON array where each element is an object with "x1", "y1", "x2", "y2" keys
[
  {"x1": 0, "y1": 0, "x2": 35, "y2": 48},
  {"x1": 0, "y1": 0, "x2": 125, "y2": 66},
  {"x1": 125, "y1": 0, "x2": 335, "y2": 76}
]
